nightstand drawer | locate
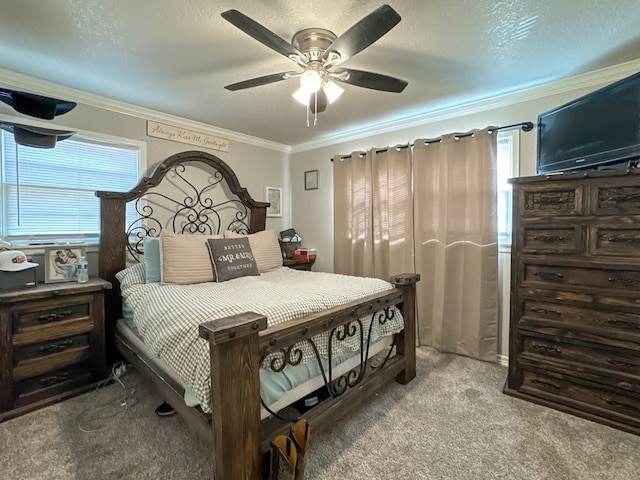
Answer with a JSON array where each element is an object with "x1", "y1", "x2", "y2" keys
[
  {"x1": 15, "y1": 363, "x2": 93, "y2": 408},
  {"x1": 14, "y1": 333, "x2": 91, "y2": 371},
  {"x1": 12, "y1": 296, "x2": 92, "y2": 333}
]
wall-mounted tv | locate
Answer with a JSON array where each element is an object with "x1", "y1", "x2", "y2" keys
[{"x1": 537, "y1": 71, "x2": 640, "y2": 174}]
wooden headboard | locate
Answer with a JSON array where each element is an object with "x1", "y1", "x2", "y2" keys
[{"x1": 97, "y1": 150, "x2": 269, "y2": 322}]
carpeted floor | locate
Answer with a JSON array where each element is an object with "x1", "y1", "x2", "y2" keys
[{"x1": 1, "y1": 347, "x2": 638, "y2": 479}]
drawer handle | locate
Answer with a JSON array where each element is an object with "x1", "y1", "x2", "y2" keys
[
  {"x1": 38, "y1": 340, "x2": 74, "y2": 354},
  {"x1": 530, "y1": 307, "x2": 561, "y2": 316},
  {"x1": 38, "y1": 310, "x2": 73, "y2": 324},
  {"x1": 533, "y1": 235, "x2": 565, "y2": 242},
  {"x1": 607, "y1": 359, "x2": 636, "y2": 368},
  {"x1": 531, "y1": 379, "x2": 560, "y2": 390},
  {"x1": 532, "y1": 271, "x2": 563, "y2": 280},
  {"x1": 531, "y1": 343, "x2": 561, "y2": 355},
  {"x1": 604, "y1": 234, "x2": 640, "y2": 244},
  {"x1": 607, "y1": 276, "x2": 640, "y2": 288},
  {"x1": 605, "y1": 318, "x2": 640, "y2": 330},
  {"x1": 606, "y1": 399, "x2": 640, "y2": 414},
  {"x1": 38, "y1": 370, "x2": 73, "y2": 386}
]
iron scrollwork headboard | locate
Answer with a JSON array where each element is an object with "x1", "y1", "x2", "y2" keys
[{"x1": 97, "y1": 150, "x2": 269, "y2": 321}]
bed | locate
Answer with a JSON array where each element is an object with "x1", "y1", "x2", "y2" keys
[{"x1": 97, "y1": 150, "x2": 419, "y2": 479}]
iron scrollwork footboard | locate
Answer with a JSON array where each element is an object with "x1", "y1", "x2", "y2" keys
[{"x1": 259, "y1": 306, "x2": 398, "y2": 419}]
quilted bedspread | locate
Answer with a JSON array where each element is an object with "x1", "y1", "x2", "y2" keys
[{"x1": 118, "y1": 267, "x2": 404, "y2": 413}]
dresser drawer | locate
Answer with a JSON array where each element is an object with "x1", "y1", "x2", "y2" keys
[
  {"x1": 522, "y1": 262, "x2": 640, "y2": 291},
  {"x1": 519, "y1": 224, "x2": 584, "y2": 254},
  {"x1": 590, "y1": 223, "x2": 640, "y2": 257},
  {"x1": 520, "y1": 369, "x2": 640, "y2": 426},
  {"x1": 592, "y1": 183, "x2": 640, "y2": 215},
  {"x1": 11, "y1": 295, "x2": 92, "y2": 334},
  {"x1": 519, "y1": 300, "x2": 640, "y2": 351},
  {"x1": 14, "y1": 363, "x2": 93, "y2": 408},
  {"x1": 521, "y1": 336, "x2": 640, "y2": 385},
  {"x1": 519, "y1": 183, "x2": 584, "y2": 216}
]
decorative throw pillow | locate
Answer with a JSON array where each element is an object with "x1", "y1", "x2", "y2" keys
[
  {"x1": 160, "y1": 230, "x2": 223, "y2": 284},
  {"x1": 143, "y1": 236, "x2": 161, "y2": 283},
  {"x1": 115, "y1": 262, "x2": 146, "y2": 290},
  {"x1": 206, "y1": 237, "x2": 259, "y2": 282},
  {"x1": 224, "y1": 229, "x2": 283, "y2": 273}
]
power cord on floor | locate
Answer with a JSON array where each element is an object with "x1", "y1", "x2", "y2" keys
[{"x1": 77, "y1": 361, "x2": 136, "y2": 433}]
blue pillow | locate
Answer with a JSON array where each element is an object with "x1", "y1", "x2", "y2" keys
[{"x1": 143, "y1": 236, "x2": 161, "y2": 283}]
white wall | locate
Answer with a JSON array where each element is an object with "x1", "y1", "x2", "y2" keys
[
  {"x1": 0, "y1": 83, "x2": 292, "y2": 234},
  {"x1": 290, "y1": 60, "x2": 640, "y2": 273}
]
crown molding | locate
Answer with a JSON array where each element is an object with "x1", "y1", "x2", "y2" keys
[
  {"x1": 0, "y1": 67, "x2": 291, "y2": 153},
  {"x1": 291, "y1": 58, "x2": 640, "y2": 153}
]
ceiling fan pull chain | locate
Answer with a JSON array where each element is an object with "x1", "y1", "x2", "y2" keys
[
  {"x1": 314, "y1": 91, "x2": 318, "y2": 126},
  {"x1": 306, "y1": 102, "x2": 310, "y2": 128}
]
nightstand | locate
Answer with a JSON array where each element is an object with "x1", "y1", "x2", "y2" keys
[
  {"x1": 0, "y1": 278, "x2": 111, "y2": 422},
  {"x1": 283, "y1": 258, "x2": 315, "y2": 271}
]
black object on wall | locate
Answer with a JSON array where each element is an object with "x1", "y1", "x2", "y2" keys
[
  {"x1": 0, "y1": 88, "x2": 77, "y2": 120},
  {"x1": 0, "y1": 123, "x2": 76, "y2": 148}
]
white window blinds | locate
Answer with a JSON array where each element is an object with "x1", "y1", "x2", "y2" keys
[{"x1": 1, "y1": 130, "x2": 140, "y2": 240}]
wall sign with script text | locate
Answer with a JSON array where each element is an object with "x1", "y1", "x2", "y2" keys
[{"x1": 147, "y1": 121, "x2": 230, "y2": 152}]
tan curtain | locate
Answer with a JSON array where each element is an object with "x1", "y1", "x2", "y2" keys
[
  {"x1": 333, "y1": 147, "x2": 413, "y2": 279},
  {"x1": 371, "y1": 146, "x2": 414, "y2": 278},
  {"x1": 413, "y1": 128, "x2": 498, "y2": 362},
  {"x1": 333, "y1": 151, "x2": 374, "y2": 277}
]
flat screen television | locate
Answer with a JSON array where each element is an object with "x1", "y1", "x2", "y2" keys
[{"x1": 537, "y1": 70, "x2": 640, "y2": 174}]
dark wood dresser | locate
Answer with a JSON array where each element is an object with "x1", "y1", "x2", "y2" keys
[
  {"x1": 0, "y1": 278, "x2": 111, "y2": 421},
  {"x1": 504, "y1": 170, "x2": 640, "y2": 435}
]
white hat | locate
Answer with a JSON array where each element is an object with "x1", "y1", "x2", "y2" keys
[{"x1": 0, "y1": 250, "x2": 39, "y2": 272}]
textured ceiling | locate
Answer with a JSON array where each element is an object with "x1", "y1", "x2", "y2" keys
[{"x1": 1, "y1": 0, "x2": 640, "y2": 148}]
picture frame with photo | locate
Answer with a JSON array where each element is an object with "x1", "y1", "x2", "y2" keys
[
  {"x1": 304, "y1": 169, "x2": 319, "y2": 190},
  {"x1": 44, "y1": 246, "x2": 86, "y2": 283},
  {"x1": 265, "y1": 186, "x2": 282, "y2": 217}
]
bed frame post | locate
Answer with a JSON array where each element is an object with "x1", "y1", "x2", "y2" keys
[
  {"x1": 391, "y1": 273, "x2": 420, "y2": 384},
  {"x1": 199, "y1": 312, "x2": 268, "y2": 480}
]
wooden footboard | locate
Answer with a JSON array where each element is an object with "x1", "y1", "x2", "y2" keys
[{"x1": 199, "y1": 273, "x2": 419, "y2": 480}]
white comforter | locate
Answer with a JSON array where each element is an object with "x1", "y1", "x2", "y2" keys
[{"x1": 119, "y1": 267, "x2": 404, "y2": 413}]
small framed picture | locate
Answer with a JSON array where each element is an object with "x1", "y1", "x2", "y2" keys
[
  {"x1": 305, "y1": 170, "x2": 319, "y2": 190},
  {"x1": 44, "y1": 246, "x2": 86, "y2": 283},
  {"x1": 265, "y1": 186, "x2": 282, "y2": 217}
]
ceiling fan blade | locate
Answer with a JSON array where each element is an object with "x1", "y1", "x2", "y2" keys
[
  {"x1": 309, "y1": 89, "x2": 328, "y2": 114},
  {"x1": 322, "y1": 4, "x2": 401, "y2": 66},
  {"x1": 224, "y1": 72, "x2": 293, "y2": 91},
  {"x1": 333, "y1": 68, "x2": 408, "y2": 93},
  {"x1": 221, "y1": 10, "x2": 305, "y2": 65}
]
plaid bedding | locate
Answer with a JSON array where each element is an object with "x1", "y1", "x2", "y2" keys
[{"x1": 118, "y1": 266, "x2": 404, "y2": 413}]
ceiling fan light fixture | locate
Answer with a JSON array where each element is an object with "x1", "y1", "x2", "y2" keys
[
  {"x1": 323, "y1": 80, "x2": 344, "y2": 104},
  {"x1": 299, "y1": 70, "x2": 322, "y2": 93},
  {"x1": 292, "y1": 86, "x2": 312, "y2": 106}
]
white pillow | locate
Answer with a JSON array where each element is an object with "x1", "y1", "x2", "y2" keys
[
  {"x1": 224, "y1": 229, "x2": 283, "y2": 273},
  {"x1": 160, "y1": 230, "x2": 223, "y2": 284}
]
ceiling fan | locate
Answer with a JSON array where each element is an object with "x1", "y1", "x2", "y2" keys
[{"x1": 221, "y1": 4, "x2": 408, "y2": 118}]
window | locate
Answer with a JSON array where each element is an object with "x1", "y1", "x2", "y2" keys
[
  {"x1": 0, "y1": 128, "x2": 144, "y2": 244},
  {"x1": 496, "y1": 130, "x2": 520, "y2": 248}
]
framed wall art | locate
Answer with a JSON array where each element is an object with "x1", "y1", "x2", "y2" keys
[
  {"x1": 44, "y1": 246, "x2": 85, "y2": 283},
  {"x1": 265, "y1": 186, "x2": 282, "y2": 217},
  {"x1": 304, "y1": 169, "x2": 319, "y2": 190}
]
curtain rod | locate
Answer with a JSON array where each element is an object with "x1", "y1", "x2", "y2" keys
[{"x1": 331, "y1": 121, "x2": 534, "y2": 161}]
